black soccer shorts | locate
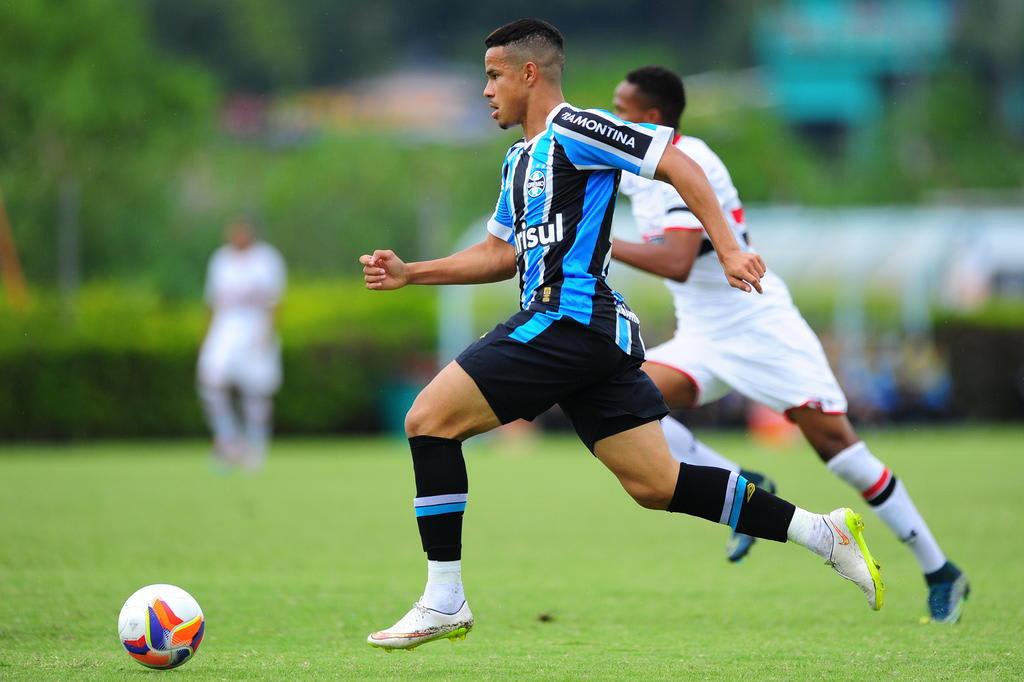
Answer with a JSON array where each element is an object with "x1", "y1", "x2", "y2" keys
[{"x1": 456, "y1": 310, "x2": 668, "y2": 451}]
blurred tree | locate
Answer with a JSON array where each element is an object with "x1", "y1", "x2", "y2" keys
[
  {"x1": 955, "y1": 0, "x2": 1024, "y2": 138},
  {"x1": 0, "y1": 0, "x2": 214, "y2": 292},
  {"x1": 3, "y1": 0, "x2": 1021, "y2": 299},
  {"x1": 148, "y1": 0, "x2": 760, "y2": 90},
  {"x1": 150, "y1": 0, "x2": 308, "y2": 91}
]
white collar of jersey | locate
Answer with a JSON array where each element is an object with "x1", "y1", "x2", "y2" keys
[
  {"x1": 525, "y1": 102, "x2": 569, "y2": 147},
  {"x1": 545, "y1": 102, "x2": 568, "y2": 128}
]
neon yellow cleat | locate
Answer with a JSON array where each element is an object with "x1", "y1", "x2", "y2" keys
[
  {"x1": 367, "y1": 601, "x2": 474, "y2": 651},
  {"x1": 823, "y1": 508, "x2": 885, "y2": 611}
]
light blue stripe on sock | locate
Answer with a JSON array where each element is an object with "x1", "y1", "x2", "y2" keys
[
  {"x1": 415, "y1": 502, "x2": 467, "y2": 517},
  {"x1": 728, "y1": 475, "x2": 749, "y2": 531}
]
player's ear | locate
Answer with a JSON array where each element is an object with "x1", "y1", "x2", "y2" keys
[{"x1": 523, "y1": 61, "x2": 540, "y2": 86}]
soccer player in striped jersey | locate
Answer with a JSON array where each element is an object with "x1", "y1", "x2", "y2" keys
[
  {"x1": 360, "y1": 20, "x2": 885, "y2": 650},
  {"x1": 611, "y1": 66, "x2": 967, "y2": 624}
]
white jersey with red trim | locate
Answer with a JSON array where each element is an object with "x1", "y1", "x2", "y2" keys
[
  {"x1": 620, "y1": 134, "x2": 847, "y2": 417},
  {"x1": 619, "y1": 134, "x2": 794, "y2": 334}
]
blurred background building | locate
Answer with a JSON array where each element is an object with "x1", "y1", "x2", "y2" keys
[{"x1": 1, "y1": 0, "x2": 1022, "y2": 439}]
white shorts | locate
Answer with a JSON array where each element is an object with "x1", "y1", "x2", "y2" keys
[
  {"x1": 197, "y1": 329, "x2": 282, "y2": 396},
  {"x1": 645, "y1": 310, "x2": 847, "y2": 419}
]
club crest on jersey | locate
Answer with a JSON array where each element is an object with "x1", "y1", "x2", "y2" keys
[
  {"x1": 526, "y1": 170, "x2": 546, "y2": 198},
  {"x1": 514, "y1": 215, "x2": 564, "y2": 255}
]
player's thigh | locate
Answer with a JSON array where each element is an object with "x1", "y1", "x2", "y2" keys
[
  {"x1": 560, "y1": 355, "x2": 667, "y2": 451},
  {"x1": 788, "y1": 408, "x2": 859, "y2": 461},
  {"x1": 237, "y1": 345, "x2": 282, "y2": 396},
  {"x1": 592, "y1": 420, "x2": 678, "y2": 510},
  {"x1": 454, "y1": 312, "x2": 600, "y2": 436},
  {"x1": 405, "y1": 361, "x2": 501, "y2": 440},
  {"x1": 561, "y1": 360, "x2": 674, "y2": 509},
  {"x1": 197, "y1": 337, "x2": 232, "y2": 388}
]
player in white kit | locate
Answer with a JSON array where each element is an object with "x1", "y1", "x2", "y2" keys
[
  {"x1": 611, "y1": 67, "x2": 968, "y2": 623},
  {"x1": 197, "y1": 218, "x2": 286, "y2": 471}
]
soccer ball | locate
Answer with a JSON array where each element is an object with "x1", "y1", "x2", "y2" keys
[{"x1": 118, "y1": 584, "x2": 205, "y2": 669}]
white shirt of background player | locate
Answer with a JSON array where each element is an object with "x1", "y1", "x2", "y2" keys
[
  {"x1": 203, "y1": 229, "x2": 286, "y2": 356},
  {"x1": 199, "y1": 222, "x2": 286, "y2": 397}
]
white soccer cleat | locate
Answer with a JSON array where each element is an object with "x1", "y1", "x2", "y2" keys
[
  {"x1": 367, "y1": 601, "x2": 474, "y2": 651},
  {"x1": 823, "y1": 508, "x2": 885, "y2": 611}
]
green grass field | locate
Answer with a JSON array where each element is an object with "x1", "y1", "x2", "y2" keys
[{"x1": 1, "y1": 427, "x2": 1022, "y2": 680}]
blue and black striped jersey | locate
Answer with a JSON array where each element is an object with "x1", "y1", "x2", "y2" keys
[{"x1": 486, "y1": 103, "x2": 673, "y2": 358}]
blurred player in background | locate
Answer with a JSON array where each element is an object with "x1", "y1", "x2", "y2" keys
[
  {"x1": 611, "y1": 66, "x2": 967, "y2": 623},
  {"x1": 197, "y1": 217, "x2": 286, "y2": 472}
]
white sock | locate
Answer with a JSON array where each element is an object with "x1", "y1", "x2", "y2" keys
[
  {"x1": 198, "y1": 384, "x2": 239, "y2": 449},
  {"x1": 787, "y1": 507, "x2": 833, "y2": 559},
  {"x1": 827, "y1": 441, "x2": 947, "y2": 574},
  {"x1": 660, "y1": 417, "x2": 739, "y2": 472},
  {"x1": 875, "y1": 481, "x2": 946, "y2": 574},
  {"x1": 241, "y1": 392, "x2": 273, "y2": 469},
  {"x1": 421, "y1": 560, "x2": 464, "y2": 614}
]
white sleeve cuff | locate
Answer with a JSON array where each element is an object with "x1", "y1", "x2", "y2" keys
[
  {"x1": 487, "y1": 217, "x2": 513, "y2": 242},
  {"x1": 638, "y1": 125, "x2": 674, "y2": 180},
  {"x1": 660, "y1": 217, "x2": 703, "y2": 231}
]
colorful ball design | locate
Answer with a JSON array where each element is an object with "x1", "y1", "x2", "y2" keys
[{"x1": 118, "y1": 584, "x2": 205, "y2": 669}]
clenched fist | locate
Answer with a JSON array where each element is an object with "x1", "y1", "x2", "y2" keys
[{"x1": 359, "y1": 250, "x2": 409, "y2": 290}]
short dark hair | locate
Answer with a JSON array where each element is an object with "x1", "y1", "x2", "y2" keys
[
  {"x1": 485, "y1": 19, "x2": 565, "y2": 78},
  {"x1": 625, "y1": 66, "x2": 686, "y2": 130},
  {"x1": 485, "y1": 18, "x2": 563, "y2": 51}
]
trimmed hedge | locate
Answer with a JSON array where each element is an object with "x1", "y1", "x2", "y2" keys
[
  {"x1": 936, "y1": 313, "x2": 1024, "y2": 420},
  {"x1": 0, "y1": 282, "x2": 437, "y2": 439},
  {"x1": 5, "y1": 283, "x2": 1021, "y2": 438}
]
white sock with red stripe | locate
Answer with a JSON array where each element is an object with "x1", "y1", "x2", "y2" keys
[
  {"x1": 660, "y1": 417, "x2": 739, "y2": 472},
  {"x1": 827, "y1": 441, "x2": 946, "y2": 574}
]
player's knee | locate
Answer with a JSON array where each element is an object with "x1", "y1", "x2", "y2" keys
[
  {"x1": 403, "y1": 402, "x2": 434, "y2": 438},
  {"x1": 792, "y1": 410, "x2": 858, "y2": 461},
  {"x1": 811, "y1": 426, "x2": 858, "y2": 461},
  {"x1": 404, "y1": 397, "x2": 460, "y2": 439},
  {"x1": 623, "y1": 478, "x2": 673, "y2": 510}
]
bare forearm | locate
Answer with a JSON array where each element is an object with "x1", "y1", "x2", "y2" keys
[
  {"x1": 612, "y1": 238, "x2": 691, "y2": 281},
  {"x1": 657, "y1": 149, "x2": 740, "y2": 259},
  {"x1": 650, "y1": 147, "x2": 765, "y2": 293},
  {"x1": 407, "y1": 240, "x2": 515, "y2": 285}
]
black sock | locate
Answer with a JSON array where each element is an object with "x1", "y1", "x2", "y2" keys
[
  {"x1": 409, "y1": 435, "x2": 467, "y2": 561},
  {"x1": 667, "y1": 463, "x2": 795, "y2": 542},
  {"x1": 740, "y1": 469, "x2": 766, "y2": 488},
  {"x1": 924, "y1": 561, "x2": 960, "y2": 586},
  {"x1": 666, "y1": 462, "x2": 734, "y2": 522},
  {"x1": 735, "y1": 486, "x2": 795, "y2": 542}
]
